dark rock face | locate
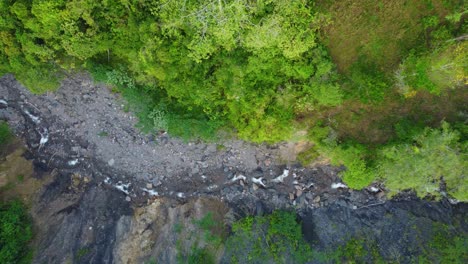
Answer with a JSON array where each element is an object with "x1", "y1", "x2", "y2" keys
[
  {"x1": 0, "y1": 74, "x2": 466, "y2": 263},
  {"x1": 33, "y1": 183, "x2": 132, "y2": 264},
  {"x1": 303, "y1": 198, "x2": 468, "y2": 262}
]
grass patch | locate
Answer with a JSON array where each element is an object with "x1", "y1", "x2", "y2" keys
[{"x1": 317, "y1": 0, "x2": 457, "y2": 73}]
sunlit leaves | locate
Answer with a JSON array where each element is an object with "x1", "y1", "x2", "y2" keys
[{"x1": 378, "y1": 123, "x2": 467, "y2": 201}]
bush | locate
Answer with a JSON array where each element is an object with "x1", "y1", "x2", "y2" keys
[
  {"x1": 0, "y1": 200, "x2": 33, "y2": 264},
  {"x1": 378, "y1": 122, "x2": 467, "y2": 201},
  {"x1": 397, "y1": 42, "x2": 467, "y2": 96},
  {"x1": 0, "y1": 121, "x2": 12, "y2": 147},
  {"x1": 419, "y1": 224, "x2": 468, "y2": 263},
  {"x1": 346, "y1": 58, "x2": 390, "y2": 103},
  {"x1": 1, "y1": 0, "x2": 343, "y2": 143},
  {"x1": 88, "y1": 64, "x2": 223, "y2": 141},
  {"x1": 224, "y1": 210, "x2": 313, "y2": 264},
  {"x1": 309, "y1": 124, "x2": 376, "y2": 189}
]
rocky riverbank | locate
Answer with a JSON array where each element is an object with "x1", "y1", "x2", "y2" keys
[{"x1": 1, "y1": 74, "x2": 466, "y2": 263}]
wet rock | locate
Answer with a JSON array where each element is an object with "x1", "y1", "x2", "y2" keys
[
  {"x1": 191, "y1": 166, "x2": 200, "y2": 174},
  {"x1": 0, "y1": 99, "x2": 7, "y2": 109},
  {"x1": 71, "y1": 173, "x2": 81, "y2": 187},
  {"x1": 252, "y1": 183, "x2": 259, "y2": 191},
  {"x1": 376, "y1": 191, "x2": 386, "y2": 199},
  {"x1": 313, "y1": 196, "x2": 321, "y2": 203},
  {"x1": 296, "y1": 189, "x2": 303, "y2": 197},
  {"x1": 240, "y1": 180, "x2": 245, "y2": 187}
]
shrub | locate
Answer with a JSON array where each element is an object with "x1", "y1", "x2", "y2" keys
[
  {"x1": 0, "y1": 200, "x2": 33, "y2": 264},
  {"x1": 0, "y1": 121, "x2": 12, "y2": 147},
  {"x1": 378, "y1": 122, "x2": 467, "y2": 201},
  {"x1": 419, "y1": 224, "x2": 468, "y2": 263},
  {"x1": 346, "y1": 58, "x2": 390, "y2": 103},
  {"x1": 397, "y1": 42, "x2": 467, "y2": 96},
  {"x1": 224, "y1": 210, "x2": 313, "y2": 264}
]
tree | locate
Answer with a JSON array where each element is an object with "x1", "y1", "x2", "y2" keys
[{"x1": 378, "y1": 122, "x2": 467, "y2": 201}]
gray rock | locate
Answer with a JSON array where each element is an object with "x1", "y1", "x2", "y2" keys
[{"x1": 252, "y1": 183, "x2": 259, "y2": 191}]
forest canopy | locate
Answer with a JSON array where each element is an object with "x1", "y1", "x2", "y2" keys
[
  {"x1": 0, "y1": 0, "x2": 466, "y2": 200},
  {"x1": 0, "y1": 0, "x2": 343, "y2": 142}
]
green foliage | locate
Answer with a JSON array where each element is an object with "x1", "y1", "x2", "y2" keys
[
  {"x1": 396, "y1": 30, "x2": 467, "y2": 96},
  {"x1": 193, "y1": 212, "x2": 223, "y2": 246},
  {"x1": 75, "y1": 248, "x2": 89, "y2": 261},
  {"x1": 313, "y1": 226, "x2": 467, "y2": 263},
  {"x1": 378, "y1": 122, "x2": 467, "y2": 201},
  {"x1": 393, "y1": 118, "x2": 425, "y2": 141},
  {"x1": 297, "y1": 146, "x2": 320, "y2": 166},
  {"x1": 341, "y1": 157, "x2": 375, "y2": 190},
  {"x1": 307, "y1": 124, "x2": 375, "y2": 189},
  {"x1": 397, "y1": 52, "x2": 438, "y2": 95},
  {"x1": 88, "y1": 63, "x2": 223, "y2": 141},
  {"x1": 175, "y1": 212, "x2": 225, "y2": 264},
  {"x1": 419, "y1": 224, "x2": 468, "y2": 263},
  {"x1": 0, "y1": 121, "x2": 12, "y2": 147},
  {"x1": 0, "y1": 200, "x2": 33, "y2": 264},
  {"x1": 320, "y1": 238, "x2": 386, "y2": 264},
  {"x1": 1, "y1": 0, "x2": 342, "y2": 143},
  {"x1": 186, "y1": 246, "x2": 215, "y2": 264},
  {"x1": 97, "y1": 131, "x2": 108, "y2": 137},
  {"x1": 346, "y1": 58, "x2": 390, "y2": 103},
  {"x1": 225, "y1": 210, "x2": 313, "y2": 264}
]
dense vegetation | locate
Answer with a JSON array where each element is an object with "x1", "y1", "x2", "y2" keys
[
  {"x1": 0, "y1": 121, "x2": 12, "y2": 147},
  {"x1": 224, "y1": 210, "x2": 312, "y2": 263},
  {"x1": 0, "y1": 200, "x2": 32, "y2": 264},
  {"x1": 0, "y1": 123, "x2": 32, "y2": 263},
  {"x1": 0, "y1": 1, "x2": 466, "y2": 199}
]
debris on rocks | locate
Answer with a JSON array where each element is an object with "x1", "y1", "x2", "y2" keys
[
  {"x1": 231, "y1": 174, "x2": 247, "y2": 182},
  {"x1": 68, "y1": 159, "x2": 79, "y2": 166},
  {"x1": 143, "y1": 188, "x2": 158, "y2": 197},
  {"x1": 296, "y1": 189, "x2": 303, "y2": 197},
  {"x1": 252, "y1": 183, "x2": 259, "y2": 191},
  {"x1": 272, "y1": 169, "x2": 289, "y2": 183},
  {"x1": 115, "y1": 182, "x2": 130, "y2": 194},
  {"x1": 331, "y1": 182, "x2": 348, "y2": 189},
  {"x1": 251, "y1": 177, "x2": 266, "y2": 188}
]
